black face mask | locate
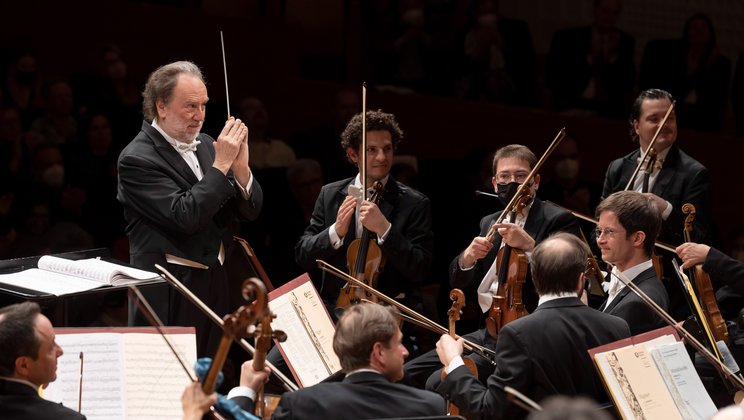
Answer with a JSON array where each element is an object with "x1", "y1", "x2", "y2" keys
[
  {"x1": 495, "y1": 181, "x2": 521, "y2": 206},
  {"x1": 15, "y1": 71, "x2": 37, "y2": 85}
]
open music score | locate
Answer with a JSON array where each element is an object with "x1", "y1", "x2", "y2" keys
[
  {"x1": 43, "y1": 326, "x2": 196, "y2": 419},
  {"x1": 268, "y1": 273, "x2": 341, "y2": 387}
]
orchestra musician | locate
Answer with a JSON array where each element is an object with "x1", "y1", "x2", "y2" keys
[
  {"x1": 435, "y1": 232, "x2": 631, "y2": 420},
  {"x1": 228, "y1": 303, "x2": 447, "y2": 419},
  {"x1": 404, "y1": 144, "x2": 581, "y2": 389},
  {"x1": 596, "y1": 191, "x2": 670, "y2": 334},
  {"x1": 0, "y1": 301, "x2": 86, "y2": 420},
  {"x1": 116, "y1": 61, "x2": 263, "y2": 357},
  {"x1": 601, "y1": 88, "x2": 716, "y2": 319},
  {"x1": 294, "y1": 109, "x2": 434, "y2": 311}
]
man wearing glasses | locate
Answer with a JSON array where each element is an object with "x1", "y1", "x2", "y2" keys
[
  {"x1": 404, "y1": 144, "x2": 581, "y2": 389},
  {"x1": 595, "y1": 191, "x2": 669, "y2": 335}
]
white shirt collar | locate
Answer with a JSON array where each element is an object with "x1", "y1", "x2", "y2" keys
[
  {"x1": 151, "y1": 119, "x2": 200, "y2": 153},
  {"x1": 538, "y1": 292, "x2": 579, "y2": 307}
]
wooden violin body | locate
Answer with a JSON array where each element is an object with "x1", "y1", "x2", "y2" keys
[
  {"x1": 441, "y1": 289, "x2": 478, "y2": 417},
  {"x1": 336, "y1": 181, "x2": 386, "y2": 310}
]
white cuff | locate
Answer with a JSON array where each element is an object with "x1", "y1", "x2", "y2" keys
[
  {"x1": 662, "y1": 200, "x2": 673, "y2": 220},
  {"x1": 376, "y1": 222, "x2": 392, "y2": 245},
  {"x1": 226, "y1": 385, "x2": 256, "y2": 402},
  {"x1": 446, "y1": 356, "x2": 465, "y2": 374},
  {"x1": 329, "y1": 224, "x2": 344, "y2": 249},
  {"x1": 235, "y1": 174, "x2": 255, "y2": 200}
]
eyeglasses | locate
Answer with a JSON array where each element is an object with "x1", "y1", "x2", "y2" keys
[
  {"x1": 594, "y1": 228, "x2": 621, "y2": 239},
  {"x1": 495, "y1": 172, "x2": 529, "y2": 183}
]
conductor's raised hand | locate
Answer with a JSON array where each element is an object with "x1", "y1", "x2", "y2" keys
[{"x1": 213, "y1": 117, "x2": 248, "y2": 175}]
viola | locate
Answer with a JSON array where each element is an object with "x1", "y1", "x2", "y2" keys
[
  {"x1": 681, "y1": 203, "x2": 728, "y2": 344},
  {"x1": 336, "y1": 181, "x2": 386, "y2": 310},
  {"x1": 441, "y1": 289, "x2": 478, "y2": 416},
  {"x1": 485, "y1": 189, "x2": 530, "y2": 338}
]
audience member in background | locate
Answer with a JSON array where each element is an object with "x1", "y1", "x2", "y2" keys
[
  {"x1": 639, "y1": 13, "x2": 731, "y2": 132},
  {"x1": 1, "y1": 50, "x2": 44, "y2": 128},
  {"x1": 456, "y1": 0, "x2": 537, "y2": 105},
  {"x1": 240, "y1": 96, "x2": 296, "y2": 171},
  {"x1": 538, "y1": 135, "x2": 602, "y2": 219},
  {"x1": 30, "y1": 79, "x2": 78, "y2": 146},
  {"x1": 546, "y1": 0, "x2": 635, "y2": 118}
]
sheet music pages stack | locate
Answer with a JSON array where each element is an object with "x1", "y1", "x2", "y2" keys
[
  {"x1": 0, "y1": 255, "x2": 160, "y2": 295},
  {"x1": 43, "y1": 326, "x2": 196, "y2": 420},
  {"x1": 589, "y1": 326, "x2": 718, "y2": 420},
  {"x1": 268, "y1": 273, "x2": 341, "y2": 387}
]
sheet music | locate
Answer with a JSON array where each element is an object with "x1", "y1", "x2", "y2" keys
[
  {"x1": 269, "y1": 277, "x2": 340, "y2": 387},
  {"x1": 123, "y1": 333, "x2": 196, "y2": 419},
  {"x1": 43, "y1": 329, "x2": 196, "y2": 420},
  {"x1": 44, "y1": 333, "x2": 126, "y2": 419},
  {"x1": 0, "y1": 268, "x2": 103, "y2": 295}
]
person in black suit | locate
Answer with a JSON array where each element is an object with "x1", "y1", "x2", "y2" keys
[
  {"x1": 436, "y1": 232, "x2": 631, "y2": 420},
  {"x1": 404, "y1": 144, "x2": 581, "y2": 389},
  {"x1": 228, "y1": 303, "x2": 447, "y2": 419},
  {"x1": 601, "y1": 88, "x2": 715, "y2": 320},
  {"x1": 595, "y1": 191, "x2": 669, "y2": 335},
  {"x1": 117, "y1": 61, "x2": 263, "y2": 356},
  {"x1": 294, "y1": 109, "x2": 434, "y2": 312},
  {"x1": 0, "y1": 301, "x2": 86, "y2": 420}
]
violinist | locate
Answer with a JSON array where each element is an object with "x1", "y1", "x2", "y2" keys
[
  {"x1": 229, "y1": 303, "x2": 447, "y2": 419},
  {"x1": 404, "y1": 144, "x2": 581, "y2": 389},
  {"x1": 595, "y1": 191, "x2": 670, "y2": 334},
  {"x1": 294, "y1": 109, "x2": 434, "y2": 312},
  {"x1": 435, "y1": 233, "x2": 631, "y2": 420},
  {"x1": 0, "y1": 301, "x2": 86, "y2": 420},
  {"x1": 601, "y1": 88, "x2": 716, "y2": 319},
  {"x1": 117, "y1": 61, "x2": 263, "y2": 357},
  {"x1": 676, "y1": 242, "x2": 744, "y2": 319}
]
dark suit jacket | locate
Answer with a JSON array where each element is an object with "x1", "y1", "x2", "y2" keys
[
  {"x1": 437, "y1": 297, "x2": 631, "y2": 420},
  {"x1": 295, "y1": 176, "x2": 434, "y2": 303},
  {"x1": 0, "y1": 378, "x2": 86, "y2": 420},
  {"x1": 117, "y1": 121, "x2": 263, "y2": 353},
  {"x1": 599, "y1": 266, "x2": 669, "y2": 335},
  {"x1": 601, "y1": 144, "x2": 713, "y2": 247},
  {"x1": 449, "y1": 198, "x2": 580, "y2": 312},
  {"x1": 704, "y1": 247, "x2": 744, "y2": 296},
  {"x1": 271, "y1": 371, "x2": 446, "y2": 419}
]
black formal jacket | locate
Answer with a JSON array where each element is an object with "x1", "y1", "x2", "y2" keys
[
  {"x1": 705, "y1": 247, "x2": 744, "y2": 297},
  {"x1": 599, "y1": 266, "x2": 669, "y2": 335},
  {"x1": 117, "y1": 121, "x2": 263, "y2": 353},
  {"x1": 449, "y1": 198, "x2": 580, "y2": 312},
  {"x1": 0, "y1": 378, "x2": 86, "y2": 420},
  {"x1": 601, "y1": 144, "x2": 713, "y2": 246},
  {"x1": 270, "y1": 371, "x2": 446, "y2": 419},
  {"x1": 437, "y1": 297, "x2": 631, "y2": 420},
  {"x1": 295, "y1": 176, "x2": 434, "y2": 303}
]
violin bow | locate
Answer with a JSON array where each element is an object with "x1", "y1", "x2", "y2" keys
[
  {"x1": 318, "y1": 260, "x2": 497, "y2": 363},
  {"x1": 624, "y1": 102, "x2": 675, "y2": 191},
  {"x1": 361, "y1": 82, "x2": 367, "y2": 194}
]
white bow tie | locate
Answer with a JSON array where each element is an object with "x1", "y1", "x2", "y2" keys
[{"x1": 176, "y1": 140, "x2": 200, "y2": 153}]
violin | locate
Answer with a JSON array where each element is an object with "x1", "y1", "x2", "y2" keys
[
  {"x1": 252, "y1": 305, "x2": 287, "y2": 419},
  {"x1": 202, "y1": 278, "x2": 268, "y2": 417},
  {"x1": 486, "y1": 189, "x2": 531, "y2": 338},
  {"x1": 441, "y1": 289, "x2": 478, "y2": 416},
  {"x1": 681, "y1": 204, "x2": 728, "y2": 344}
]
